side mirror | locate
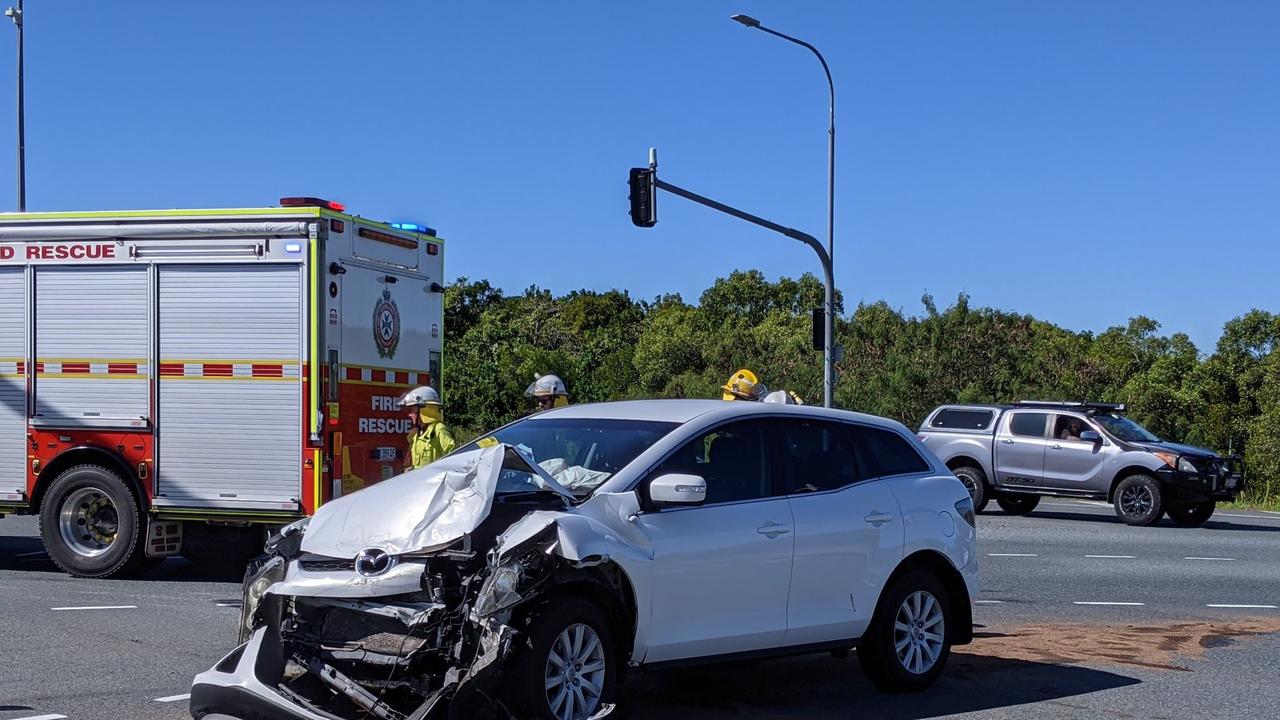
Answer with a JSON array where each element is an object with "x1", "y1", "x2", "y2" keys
[
  {"x1": 1080, "y1": 430, "x2": 1102, "y2": 444},
  {"x1": 648, "y1": 473, "x2": 707, "y2": 506}
]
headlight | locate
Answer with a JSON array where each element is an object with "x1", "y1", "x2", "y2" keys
[
  {"x1": 1153, "y1": 451, "x2": 1178, "y2": 469},
  {"x1": 1177, "y1": 457, "x2": 1199, "y2": 474},
  {"x1": 475, "y1": 559, "x2": 525, "y2": 617},
  {"x1": 238, "y1": 555, "x2": 285, "y2": 643}
]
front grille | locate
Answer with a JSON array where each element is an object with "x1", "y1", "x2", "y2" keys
[{"x1": 299, "y1": 554, "x2": 354, "y2": 573}]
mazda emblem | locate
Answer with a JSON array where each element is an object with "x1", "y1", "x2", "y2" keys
[{"x1": 354, "y1": 548, "x2": 396, "y2": 577}]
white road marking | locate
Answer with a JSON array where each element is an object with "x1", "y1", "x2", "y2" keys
[
  {"x1": 10, "y1": 714, "x2": 68, "y2": 720},
  {"x1": 50, "y1": 605, "x2": 138, "y2": 611},
  {"x1": 987, "y1": 553, "x2": 1039, "y2": 557},
  {"x1": 1217, "y1": 512, "x2": 1280, "y2": 521},
  {"x1": 1185, "y1": 556, "x2": 1235, "y2": 561},
  {"x1": 14, "y1": 550, "x2": 48, "y2": 558},
  {"x1": 1085, "y1": 554, "x2": 1136, "y2": 559},
  {"x1": 975, "y1": 600, "x2": 1006, "y2": 605},
  {"x1": 215, "y1": 602, "x2": 241, "y2": 608},
  {"x1": 153, "y1": 693, "x2": 191, "y2": 703},
  {"x1": 1206, "y1": 604, "x2": 1277, "y2": 609},
  {"x1": 1073, "y1": 601, "x2": 1145, "y2": 606}
]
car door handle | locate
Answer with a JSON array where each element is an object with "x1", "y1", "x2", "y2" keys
[
  {"x1": 756, "y1": 522, "x2": 791, "y2": 538},
  {"x1": 1001, "y1": 439, "x2": 1016, "y2": 445},
  {"x1": 864, "y1": 511, "x2": 894, "y2": 527}
]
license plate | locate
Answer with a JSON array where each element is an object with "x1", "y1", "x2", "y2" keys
[
  {"x1": 1226, "y1": 476, "x2": 1239, "y2": 489},
  {"x1": 375, "y1": 447, "x2": 397, "y2": 462}
]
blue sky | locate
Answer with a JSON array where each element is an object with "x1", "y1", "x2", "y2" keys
[{"x1": 0, "y1": 1, "x2": 1275, "y2": 352}]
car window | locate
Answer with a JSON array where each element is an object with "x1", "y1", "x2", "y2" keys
[
  {"x1": 648, "y1": 420, "x2": 772, "y2": 505},
  {"x1": 1008, "y1": 412, "x2": 1049, "y2": 438},
  {"x1": 1052, "y1": 414, "x2": 1093, "y2": 442},
  {"x1": 929, "y1": 408, "x2": 995, "y2": 430},
  {"x1": 847, "y1": 425, "x2": 930, "y2": 478},
  {"x1": 775, "y1": 419, "x2": 860, "y2": 494}
]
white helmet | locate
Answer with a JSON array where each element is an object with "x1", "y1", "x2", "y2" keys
[
  {"x1": 763, "y1": 390, "x2": 804, "y2": 405},
  {"x1": 525, "y1": 374, "x2": 569, "y2": 399},
  {"x1": 396, "y1": 386, "x2": 441, "y2": 408}
]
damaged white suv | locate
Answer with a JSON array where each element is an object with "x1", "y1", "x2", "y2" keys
[{"x1": 191, "y1": 400, "x2": 978, "y2": 720}]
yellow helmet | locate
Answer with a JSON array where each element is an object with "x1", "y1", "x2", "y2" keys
[{"x1": 721, "y1": 369, "x2": 766, "y2": 401}]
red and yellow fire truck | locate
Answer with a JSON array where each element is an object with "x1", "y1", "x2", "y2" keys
[{"x1": 0, "y1": 198, "x2": 444, "y2": 577}]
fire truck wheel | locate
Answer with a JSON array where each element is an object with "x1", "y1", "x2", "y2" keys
[{"x1": 39, "y1": 465, "x2": 146, "y2": 578}]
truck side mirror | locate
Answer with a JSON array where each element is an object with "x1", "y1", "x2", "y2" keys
[{"x1": 1080, "y1": 430, "x2": 1102, "y2": 444}]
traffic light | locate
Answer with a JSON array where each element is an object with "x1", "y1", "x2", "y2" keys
[
  {"x1": 628, "y1": 167, "x2": 656, "y2": 227},
  {"x1": 812, "y1": 307, "x2": 825, "y2": 350}
]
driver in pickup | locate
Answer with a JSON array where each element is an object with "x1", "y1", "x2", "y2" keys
[{"x1": 1059, "y1": 417, "x2": 1086, "y2": 441}]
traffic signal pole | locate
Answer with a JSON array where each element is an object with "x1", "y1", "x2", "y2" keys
[{"x1": 630, "y1": 151, "x2": 836, "y2": 408}]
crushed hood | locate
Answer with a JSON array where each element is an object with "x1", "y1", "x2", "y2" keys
[{"x1": 300, "y1": 444, "x2": 574, "y2": 559}]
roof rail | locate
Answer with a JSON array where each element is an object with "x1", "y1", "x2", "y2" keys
[{"x1": 1014, "y1": 400, "x2": 1126, "y2": 413}]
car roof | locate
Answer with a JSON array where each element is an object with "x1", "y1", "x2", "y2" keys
[{"x1": 530, "y1": 399, "x2": 910, "y2": 432}]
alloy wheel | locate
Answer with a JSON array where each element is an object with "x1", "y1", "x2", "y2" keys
[
  {"x1": 893, "y1": 590, "x2": 946, "y2": 675},
  {"x1": 1120, "y1": 485, "x2": 1153, "y2": 517},
  {"x1": 545, "y1": 622, "x2": 607, "y2": 720}
]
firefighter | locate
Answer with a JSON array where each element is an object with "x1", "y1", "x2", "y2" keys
[
  {"x1": 397, "y1": 386, "x2": 456, "y2": 471},
  {"x1": 721, "y1": 369, "x2": 767, "y2": 401},
  {"x1": 763, "y1": 389, "x2": 804, "y2": 405},
  {"x1": 526, "y1": 373, "x2": 570, "y2": 412}
]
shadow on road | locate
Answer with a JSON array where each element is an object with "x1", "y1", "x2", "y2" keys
[
  {"x1": 987, "y1": 509, "x2": 1280, "y2": 533},
  {"x1": 0, "y1": 532, "x2": 247, "y2": 583},
  {"x1": 614, "y1": 651, "x2": 1139, "y2": 719}
]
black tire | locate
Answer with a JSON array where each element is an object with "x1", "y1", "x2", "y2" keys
[
  {"x1": 1113, "y1": 474, "x2": 1164, "y2": 526},
  {"x1": 951, "y1": 466, "x2": 990, "y2": 513},
  {"x1": 38, "y1": 464, "x2": 147, "y2": 578},
  {"x1": 857, "y1": 571, "x2": 952, "y2": 693},
  {"x1": 1167, "y1": 501, "x2": 1215, "y2": 527},
  {"x1": 505, "y1": 596, "x2": 617, "y2": 720},
  {"x1": 995, "y1": 495, "x2": 1040, "y2": 515}
]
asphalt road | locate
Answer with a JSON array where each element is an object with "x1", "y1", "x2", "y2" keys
[{"x1": 2, "y1": 501, "x2": 1279, "y2": 720}]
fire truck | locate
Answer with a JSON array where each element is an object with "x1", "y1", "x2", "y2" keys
[{"x1": 0, "y1": 198, "x2": 445, "y2": 577}]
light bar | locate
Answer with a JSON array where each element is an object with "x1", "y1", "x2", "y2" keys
[
  {"x1": 390, "y1": 222, "x2": 437, "y2": 237},
  {"x1": 280, "y1": 196, "x2": 346, "y2": 212}
]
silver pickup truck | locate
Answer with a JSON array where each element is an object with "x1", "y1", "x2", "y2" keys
[{"x1": 917, "y1": 401, "x2": 1244, "y2": 527}]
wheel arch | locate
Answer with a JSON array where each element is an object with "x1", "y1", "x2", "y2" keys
[
  {"x1": 870, "y1": 550, "x2": 973, "y2": 646},
  {"x1": 546, "y1": 560, "x2": 640, "y2": 670},
  {"x1": 1106, "y1": 466, "x2": 1158, "y2": 503},
  {"x1": 31, "y1": 445, "x2": 144, "y2": 514}
]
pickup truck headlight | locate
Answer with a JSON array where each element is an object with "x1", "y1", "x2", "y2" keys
[
  {"x1": 1177, "y1": 457, "x2": 1199, "y2": 474},
  {"x1": 1155, "y1": 451, "x2": 1199, "y2": 475}
]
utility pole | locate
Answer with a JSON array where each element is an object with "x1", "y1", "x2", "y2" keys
[{"x1": 5, "y1": 0, "x2": 23, "y2": 211}]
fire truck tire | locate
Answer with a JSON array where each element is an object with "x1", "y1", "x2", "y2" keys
[{"x1": 39, "y1": 465, "x2": 147, "y2": 579}]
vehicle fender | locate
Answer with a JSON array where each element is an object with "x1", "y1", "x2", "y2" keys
[
  {"x1": 886, "y1": 474, "x2": 977, "y2": 574},
  {"x1": 928, "y1": 436, "x2": 995, "y2": 484},
  {"x1": 1101, "y1": 452, "x2": 1168, "y2": 498},
  {"x1": 31, "y1": 444, "x2": 144, "y2": 513}
]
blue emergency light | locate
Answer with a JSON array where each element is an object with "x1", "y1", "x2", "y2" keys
[{"x1": 390, "y1": 222, "x2": 436, "y2": 236}]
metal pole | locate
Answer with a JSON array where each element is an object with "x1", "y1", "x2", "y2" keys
[
  {"x1": 731, "y1": 16, "x2": 836, "y2": 407},
  {"x1": 7, "y1": 0, "x2": 23, "y2": 211}
]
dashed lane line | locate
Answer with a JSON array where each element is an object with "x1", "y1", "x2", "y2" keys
[
  {"x1": 1085, "y1": 554, "x2": 1136, "y2": 559},
  {"x1": 975, "y1": 600, "x2": 1006, "y2": 605},
  {"x1": 153, "y1": 693, "x2": 191, "y2": 703},
  {"x1": 1073, "y1": 601, "x2": 1145, "y2": 606},
  {"x1": 50, "y1": 605, "x2": 138, "y2": 611},
  {"x1": 9, "y1": 715, "x2": 68, "y2": 720},
  {"x1": 1185, "y1": 557, "x2": 1236, "y2": 561},
  {"x1": 1206, "y1": 604, "x2": 1277, "y2": 609},
  {"x1": 987, "y1": 553, "x2": 1039, "y2": 557}
]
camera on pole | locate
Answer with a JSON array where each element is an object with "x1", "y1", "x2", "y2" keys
[{"x1": 628, "y1": 167, "x2": 656, "y2": 228}]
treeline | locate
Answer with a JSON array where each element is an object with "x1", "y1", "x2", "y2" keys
[{"x1": 442, "y1": 270, "x2": 1278, "y2": 507}]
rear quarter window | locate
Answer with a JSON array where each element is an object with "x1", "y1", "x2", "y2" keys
[
  {"x1": 929, "y1": 408, "x2": 995, "y2": 430},
  {"x1": 848, "y1": 425, "x2": 931, "y2": 478}
]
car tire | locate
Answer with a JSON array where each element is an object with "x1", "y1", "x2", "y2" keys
[
  {"x1": 995, "y1": 495, "x2": 1040, "y2": 515},
  {"x1": 1113, "y1": 474, "x2": 1164, "y2": 526},
  {"x1": 952, "y1": 466, "x2": 990, "y2": 513},
  {"x1": 1166, "y1": 501, "x2": 1215, "y2": 527},
  {"x1": 39, "y1": 465, "x2": 147, "y2": 578},
  {"x1": 505, "y1": 595, "x2": 617, "y2": 720},
  {"x1": 857, "y1": 571, "x2": 952, "y2": 693}
]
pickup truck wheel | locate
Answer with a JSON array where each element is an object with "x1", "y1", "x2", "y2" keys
[
  {"x1": 857, "y1": 571, "x2": 951, "y2": 692},
  {"x1": 39, "y1": 465, "x2": 146, "y2": 578},
  {"x1": 1166, "y1": 502, "x2": 1215, "y2": 527},
  {"x1": 1113, "y1": 474, "x2": 1164, "y2": 526},
  {"x1": 952, "y1": 466, "x2": 989, "y2": 513},
  {"x1": 995, "y1": 495, "x2": 1040, "y2": 515},
  {"x1": 505, "y1": 595, "x2": 616, "y2": 720}
]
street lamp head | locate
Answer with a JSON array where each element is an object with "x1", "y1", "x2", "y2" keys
[{"x1": 730, "y1": 14, "x2": 761, "y2": 28}]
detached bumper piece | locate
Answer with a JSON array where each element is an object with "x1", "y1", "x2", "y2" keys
[{"x1": 191, "y1": 629, "x2": 335, "y2": 720}]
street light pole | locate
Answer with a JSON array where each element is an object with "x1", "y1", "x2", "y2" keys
[
  {"x1": 731, "y1": 13, "x2": 836, "y2": 408},
  {"x1": 5, "y1": 0, "x2": 23, "y2": 211}
]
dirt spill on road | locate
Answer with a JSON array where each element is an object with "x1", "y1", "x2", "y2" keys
[{"x1": 957, "y1": 619, "x2": 1280, "y2": 672}]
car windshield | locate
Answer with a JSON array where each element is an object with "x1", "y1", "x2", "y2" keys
[
  {"x1": 461, "y1": 418, "x2": 679, "y2": 497},
  {"x1": 1092, "y1": 413, "x2": 1161, "y2": 443}
]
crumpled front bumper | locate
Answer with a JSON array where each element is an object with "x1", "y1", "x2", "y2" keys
[{"x1": 190, "y1": 628, "x2": 323, "y2": 720}]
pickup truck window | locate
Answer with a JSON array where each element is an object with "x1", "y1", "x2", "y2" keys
[
  {"x1": 1008, "y1": 412, "x2": 1050, "y2": 438},
  {"x1": 849, "y1": 425, "x2": 930, "y2": 478},
  {"x1": 930, "y1": 408, "x2": 995, "y2": 430},
  {"x1": 1092, "y1": 413, "x2": 1161, "y2": 443}
]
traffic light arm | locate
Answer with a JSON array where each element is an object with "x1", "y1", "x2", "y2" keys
[{"x1": 650, "y1": 176, "x2": 836, "y2": 408}]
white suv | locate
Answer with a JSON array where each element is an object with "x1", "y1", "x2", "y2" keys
[{"x1": 192, "y1": 400, "x2": 978, "y2": 720}]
